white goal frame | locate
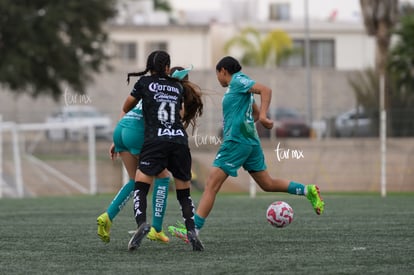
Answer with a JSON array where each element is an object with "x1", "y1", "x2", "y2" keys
[{"x1": 0, "y1": 116, "x2": 103, "y2": 198}]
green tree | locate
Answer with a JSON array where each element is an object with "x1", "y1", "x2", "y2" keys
[
  {"x1": 388, "y1": 9, "x2": 414, "y2": 136},
  {"x1": 349, "y1": 2, "x2": 414, "y2": 136},
  {"x1": 0, "y1": 0, "x2": 117, "y2": 101},
  {"x1": 154, "y1": 0, "x2": 171, "y2": 12},
  {"x1": 348, "y1": 0, "x2": 399, "y2": 136},
  {"x1": 224, "y1": 27, "x2": 294, "y2": 67},
  {"x1": 360, "y1": 0, "x2": 399, "y2": 75},
  {"x1": 348, "y1": 68, "x2": 380, "y2": 135}
]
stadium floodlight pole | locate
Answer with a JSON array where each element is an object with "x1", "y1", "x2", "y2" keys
[
  {"x1": 304, "y1": 0, "x2": 313, "y2": 127},
  {"x1": 380, "y1": 74, "x2": 387, "y2": 197}
]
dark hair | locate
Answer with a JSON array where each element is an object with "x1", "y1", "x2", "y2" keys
[
  {"x1": 181, "y1": 81, "x2": 203, "y2": 131},
  {"x1": 169, "y1": 66, "x2": 202, "y2": 131},
  {"x1": 127, "y1": 50, "x2": 171, "y2": 84},
  {"x1": 215, "y1": 56, "x2": 242, "y2": 74}
]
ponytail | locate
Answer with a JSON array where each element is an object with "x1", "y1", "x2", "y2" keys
[
  {"x1": 126, "y1": 70, "x2": 149, "y2": 84},
  {"x1": 182, "y1": 81, "x2": 203, "y2": 132},
  {"x1": 126, "y1": 50, "x2": 170, "y2": 84}
]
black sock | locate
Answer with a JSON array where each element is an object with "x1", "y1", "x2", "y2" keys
[
  {"x1": 176, "y1": 188, "x2": 195, "y2": 231},
  {"x1": 133, "y1": 181, "x2": 150, "y2": 227}
]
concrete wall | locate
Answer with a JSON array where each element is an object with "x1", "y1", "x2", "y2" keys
[
  {"x1": 0, "y1": 67, "x2": 358, "y2": 129},
  {"x1": 190, "y1": 138, "x2": 414, "y2": 194},
  {"x1": 1, "y1": 137, "x2": 412, "y2": 197}
]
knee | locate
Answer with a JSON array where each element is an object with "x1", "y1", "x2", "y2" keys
[{"x1": 205, "y1": 179, "x2": 221, "y2": 194}]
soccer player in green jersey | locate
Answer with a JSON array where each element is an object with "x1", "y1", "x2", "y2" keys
[{"x1": 169, "y1": 56, "x2": 325, "y2": 247}]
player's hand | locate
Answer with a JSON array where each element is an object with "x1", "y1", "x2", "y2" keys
[
  {"x1": 109, "y1": 143, "x2": 118, "y2": 160},
  {"x1": 259, "y1": 117, "x2": 274, "y2": 129}
]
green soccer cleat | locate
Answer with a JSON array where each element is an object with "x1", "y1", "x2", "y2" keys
[
  {"x1": 168, "y1": 221, "x2": 189, "y2": 243},
  {"x1": 147, "y1": 227, "x2": 170, "y2": 243},
  {"x1": 306, "y1": 185, "x2": 325, "y2": 215},
  {"x1": 97, "y1": 212, "x2": 112, "y2": 243}
]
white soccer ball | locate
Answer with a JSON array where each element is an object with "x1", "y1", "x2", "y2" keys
[{"x1": 266, "y1": 201, "x2": 294, "y2": 228}]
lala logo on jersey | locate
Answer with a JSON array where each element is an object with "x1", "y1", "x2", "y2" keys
[{"x1": 157, "y1": 128, "x2": 185, "y2": 137}]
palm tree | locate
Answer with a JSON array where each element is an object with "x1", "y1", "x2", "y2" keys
[
  {"x1": 388, "y1": 9, "x2": 414, "y2": 136},
  {"x1": 224, "y1": 27, "x2": 294, "y2": 67},
  {"x1": 360, "y1": 0, "x2": 399, "y2": 75},
  {"x1": 356, "y1": 0, "x2": 399, "y2": 136}
]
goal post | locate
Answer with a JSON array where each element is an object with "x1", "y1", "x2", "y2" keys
[{"x1": 0, "y1": 120, "x2": 105, "y2": 198}]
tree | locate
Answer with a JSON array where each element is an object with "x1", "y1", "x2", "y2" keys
[
  {"x1": 154, "y1": 0, "x2": 171, "y2": 12},
  {"x1": 360, "y1": 0, "x2": 399, "y2": 75},
  {"x1": 388, "y1": 9, "x2": 414, "y2": 136},
  {"x1": 348, "y1": 68, "x2": 380, "y2": 136},
  {"x1": 224, "y1": 27, "x2": 294, "y2": 67},
  {"x1": 356, "y1": 0, "x2": 399, "y2": 135},
  {"x1": 349, "y1": 2, "x2": 414, "y2": 136},
  {"x1": 0, "y1": 0, "x2": 117, "y2": 101}
]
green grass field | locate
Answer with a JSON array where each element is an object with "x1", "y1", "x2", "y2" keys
[{"x1": 1, "y1": 193, "x2": 413, "y2": 275}]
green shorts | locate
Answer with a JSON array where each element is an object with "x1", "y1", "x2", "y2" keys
[
  {"x1": 212, "y1": 140, "x2": 266, "y2": 177},
  {"x1": 112, "y1": 123, "x2": 144, "y2": 155}
]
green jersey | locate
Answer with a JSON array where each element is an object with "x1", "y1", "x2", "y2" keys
[
  {"x1": 221, "y1": 72, "x2": 260, "y2": 145},
  {"x1": 119, "y1": 100, "x2": 145, "y2": 131}
]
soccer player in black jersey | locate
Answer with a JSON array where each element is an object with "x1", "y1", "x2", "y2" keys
[{"x1": 121, "y1": 50, "x2": 204, "y2": 251}]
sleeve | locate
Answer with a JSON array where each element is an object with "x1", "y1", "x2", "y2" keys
[
  {"x1": 233, "y1": 74, "x2": 256, "y2": 93},
  {"x1": 130, "y1": 79, "x2": 144, "y2": 99}
]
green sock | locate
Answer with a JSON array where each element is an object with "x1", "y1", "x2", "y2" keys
[
  {"x1": 194, "y1": 213, "x2": 205, "y2": 231},
  {"x1": 151, "y1": 177, "x2": 170, "y2": 232},
  {"x1": 107, "y1": 179, "x2": 135, "y2": 221},
  {"x1": 287, "y1": 181, "x2": 305, "y2": 195}
]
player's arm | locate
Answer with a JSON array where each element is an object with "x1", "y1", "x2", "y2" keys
[
  {"x1": 122, "y1": 95, "x2": 139, "y2": 115},
  {"x1": 249, "y1": 83, "x2": 273, "y2": 129}
]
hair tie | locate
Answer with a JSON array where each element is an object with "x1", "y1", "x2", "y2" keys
[{"x1": 171, "y1": 65, "x2": 193, "y2": 80}]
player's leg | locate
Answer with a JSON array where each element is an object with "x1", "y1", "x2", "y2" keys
[
  {"x1": 128, "y1": 170, "x2": 153, "y2": 251},
  {"x1": 175, "y1": 178, "x2": 204, "y2": 251},
  {"x1": 247, "y1": 145, "x2": 324, "y2": 215},
  {"x1": 97, "y1": 151, "x2": 138, "y2": 243},
  {"x1": 129, "y1": 141, "x2": 166, "y2": 250},
  {"x1": 169, "y1": 143, "x2": 203, "y2": 251},
  {"x1": 195, "y1": 166, "x2": 228, "y2": 227},
  {"x1": 147, "y1": 169, "x2": 170, "y2": 243}
]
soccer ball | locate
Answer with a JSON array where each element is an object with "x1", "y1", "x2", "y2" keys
[{"x1": 266, "y1": 201, "x2": 294, "y2": 228}]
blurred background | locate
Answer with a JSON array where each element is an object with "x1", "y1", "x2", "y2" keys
[{"x1": 1, "y1": 0, "x2": 413, "y2": 198}]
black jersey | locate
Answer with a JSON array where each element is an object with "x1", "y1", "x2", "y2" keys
[{"x1": 130, "y1": 75, "x2": 188, "y2": 145}]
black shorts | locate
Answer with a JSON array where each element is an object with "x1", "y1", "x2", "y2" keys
[{"x1": 138, "y1": 140, "x2": 192, "y2": 181}]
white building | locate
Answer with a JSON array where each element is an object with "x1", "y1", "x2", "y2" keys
[{"x1": 108, "y1": 0, "x2": 379, "y2": 71}]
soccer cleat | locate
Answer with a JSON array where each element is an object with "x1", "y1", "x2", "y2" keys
[
  {"x1": 97, "y1": 212, "x2": 112, "y2": 243},
  {"x1": 306, "y1": 185, "x2": 325, "y2": 215},
  {"x1": 147, "y1": 227, "x2": 170, "y2": 243},
  {"x1": 187, "y1": 230, "x2": 204, "y2": 251},
  {"x1": 168, "y1": 221, "x2": 189, "y2": 243},
  {"x1": 128, "y1": 223, "x2": 151, "y2": 251}
]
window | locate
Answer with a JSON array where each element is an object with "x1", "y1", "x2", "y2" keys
[
  {"x1": 115, "y1": 42, "x2": 137, "y2": 62},
  {"x1": 145, "y1": 41, "x2": 168, "y2": 56},
  {"x1": 269, "y1": 3, "x2": 290, "y2": 21},
  {"x1": 281, "y1": 39, "x2": 335, "y2": 68},
  {"x1": 311, "y1": 40, "x2": 334, "y2": 67}
]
